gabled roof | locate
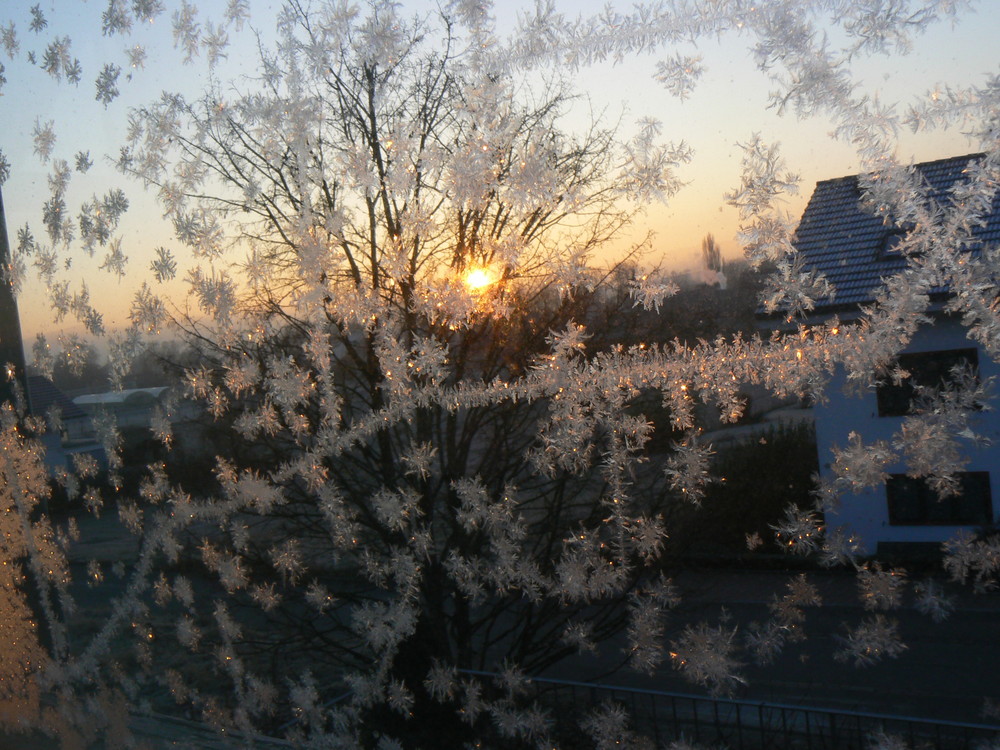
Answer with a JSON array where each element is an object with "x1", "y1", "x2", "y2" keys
[
  {"x1": 27, "y1": 375, "x2": 89, "y2": 421},
  {"x1": 786, "y1": 152, "x2": 1000, "y2": 314}
]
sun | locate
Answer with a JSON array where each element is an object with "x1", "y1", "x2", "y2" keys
[{"x1": 464, "y1": 267, "x2": 496, "y2": 292}]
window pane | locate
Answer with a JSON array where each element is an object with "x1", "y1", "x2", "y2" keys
[
  {"x1": 876, "y1": 348, "x2": 979, "y2": 417},
  {"x1": 886, "y1": 472, "x2": 992, "y2": 525}
]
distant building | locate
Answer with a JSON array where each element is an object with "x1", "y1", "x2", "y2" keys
[
  {"x1": 26, "y1": 374, "x2": 105, "y2": 473},
  {"x1": 74, "y1": 386, "x2": 172, "y2": 429},
  {"x1": 760, "y1": 153, "x2": 1000, "y2": 554}
]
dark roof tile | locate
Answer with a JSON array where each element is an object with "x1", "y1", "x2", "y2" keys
[
  {"x1": 27, "y1": 375, "x2": 89, "y2": 421},
  {"x1": 786, "y1": 152, "x2": 1000, "y2": 313}
]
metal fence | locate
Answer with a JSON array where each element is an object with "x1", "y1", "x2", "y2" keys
[{"x1": 461, "y1": 670, "x2": 1000, "y2": 749}]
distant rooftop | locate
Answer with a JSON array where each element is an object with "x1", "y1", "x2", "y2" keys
[
  {"x1": 74, "y1": 386, "x2": 169, "y2": 407},
  {"x1": 26, "y1": 375, "x2": 89, "y2": 421},
  {"x1": 778, "y1": 152, "x2": 1000, "y2": 315}
]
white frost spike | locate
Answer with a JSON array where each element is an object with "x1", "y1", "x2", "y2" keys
[
  {"x1": 913, "y1": 579, "x2": 955, "y2": 623},
  {"x1": 761, "y1": 253, "x2": 835, "y2": 319},
  {"x1": 32, "y1": 118, "x2": 56, "y2": 163},
  {"x1": 172, "y1": 0, "x2": 201, "y2": 63},
  {"x1": 187, "y1": 266, "x2": 236, "y2": 322},
  {"x1": 820, "y1": 526, "x2": 863, "y2": 567},
  {"x1": 669, "y1": 621, "x2": 745, "y2": 696},
  {"x1": 561, "y1": 621, "x2": 597, "y2": 654},
  {"x1": 423, "y1": 660, "x2": 456, "y2": 700},
  {"x1": 305, "y1": 581, "x2": 335, "y2": 613},
  {"x1": 664, "y1": 436, "x2": 714, "y2": 505},
  {"x1": 150, "y1": 406, "x2": 173, "y2": 449},
  {"x1": 101, "y1": 0, "x2": 133, "y2": 36},
  {"x1": 629, "y1": 272, "x2": 679, "y2": 313},
  {"x1": 74, "y1": 151, "x2": 93, "y2": 172},
  {"x1": 581, "y1": 700, "x2": 646, "y2": 749},
  {"x1": 726, "y1": 135, "x2": 800, "y2": 265},
  {"x1": 99, "y1": 237, "x2": 128, "y2": 277},
  {"x1": 41, "y1": 37, "x2": 73, "y2": 81},
  {"x1": 942, "y1": 530, "x2": 1000, "y2": 593},
  {"x1": 772, "y1": 504, "x2": 823, "y2": 555},
  {"x1": 831, "y1": 431, "x2": 893, "y2": 491},
  {"x1": 725, "y1": 135, "x2": 799, "y2": 219},
  {"x1": 617, "y1": 118, "x2": 692, "y2": 204},
  {"x1": 893, "y1": 366, "x2": 993, "y2": 498},
  {"x1": 95, "y1": 63, "x2": 121, "y2": 108},
  {"x1": 834, "y1": 615, "x2": 907, "y2": 667},
  {"x1": 133, "y1": 0, "x2": 165, "y2": 24},
  {"x1": 29, "y1": 4, "x2": 47, "y2": 33},
  {"x1": 130, "y1": 283, "x2": 166, "y2": 333},
  {"x1": 386, "y1": 680, "x2": 414, "y2": 717},
  {"x1": 126, "y1": 45, "x2": 147, "y2": 70},
  {"x1": 202, "y1": 20, "x2": 229, "y2": 69},
  {"x1": 1, "y1": 21, "x2": 17, "y2": 58},
  {"x1": 545, "y1": 322, "x2": 590, "y2": 360},
  {"x1": 150, "y1": 247, "x2": 177, "y2": 282},
  {"x1": 31, "y1": 335, "x2": 54, "y2": 379},
  {"x1": 626, "y1": 592, "x2": 666, "y2": 673},
  {"x1": 225, "y1": 0, "x2": 250, "y2": 30},
  {"x1": 856, "y1": 562, "x2": 906, "y2": 611},
  {"x1": 402, "y1": 441, "x2": 437, "y2": 480},
  {"x1": 654, "y1": 53, "x2": 704, "y2": 100}
]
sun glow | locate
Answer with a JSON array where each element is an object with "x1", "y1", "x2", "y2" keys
[{"x1": 464, "y1": 267, "x2": 497, "y2": 291}]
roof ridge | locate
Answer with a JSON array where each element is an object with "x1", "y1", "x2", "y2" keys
[
  {"x1": 812, "y1": 152, "x2": 986, "y2": 188},
  {"x1": 759, "y1": 151, "x2": 1000, "y2": 321}
]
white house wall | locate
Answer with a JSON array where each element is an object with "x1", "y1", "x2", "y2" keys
[{"x1": 814, "y1": 317, "x2": 1000, "y2": 554}]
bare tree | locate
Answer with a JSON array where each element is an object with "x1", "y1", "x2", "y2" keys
[
  {"x1": 113, "y1": 6, "x2": 687, "y2": 744},
  {"x1": 702, "y1": 233, "x2": 722, "y2": 274}
]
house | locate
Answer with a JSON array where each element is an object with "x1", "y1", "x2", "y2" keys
[
  {"x1": 74, "y1": 386, "x2": 172, "y2": 429},
  {"x1": 26, "y1": 374, "x2": 105, "y2": 474},
  {"x1": 760, "y1": 153, "x2": 1000, "y2": 554}
]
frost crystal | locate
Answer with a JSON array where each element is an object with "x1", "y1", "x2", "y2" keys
[
  {"x1": 669, "y1": 621, "x2": 745, "y2": 696},
  {"x1": 126, "y1": 44, "x2": 147, "y2": 69},
  {"x1": 32, "y1": 118, "x2": 56, "y2": 162},
  {"x1": 172, "y1": 0, "x2": 201, "y2": 63},
  {"x1": 913, "y1": 579, "x2": 955, "y2": 623},
  {"x1": 629, "y1": 272, "x2": 679, "y2": 312},
  {"x1": 150, "y1": 246, "x2": 177, "y2": 282},
  {"x1": 29, "y1": 4, "x2": 47, "y2": 34},
  {"x1": 3, "y1": 0, "x2": 1000, "y2": 743},
  {"x1": 95, "y1": 63, "x2": 121, "y2": 107},
  {"x1": 856, "y1": 562, "x2": 906, "y2": 611},
  {"x1": 654, "y1": 53, "x2": 704, "y2": 100},
  {"x1": 225, "y1": 0, "x2": 250, "y2": 30},
  {"x1": 101, "y1": 0, "x2": 133, "y2": 36},
  {"x1": 664, "y1": 436, "x2": 715, "y2": 504},
  {"x1": 74, "y1": 150, "x2": 93, "y2": 172},
  {"x1": 0, "y1": 21, "x2": 17, "y2": 58},
  {"x1": 201, "y1": 21, "x2": 229, "y2": 68},
  {"x1": 835, "y1": 615, "x2": 907, "y2": 667},
  {"x1": 132, "y1": 0, "x2": 166, "y2": 24},
  {"x1": 99, "y1": 237, "x2": 128, "y2": 277},
  {"x1": 41, "y1": 36, "x2": 73, "y2": 81}
]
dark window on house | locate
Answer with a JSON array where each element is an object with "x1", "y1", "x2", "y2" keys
[
  {"x1": 877, "y1": 220, "x2": 917, "y2": 260},
  {"x1": 876, "y1": 348, "x2": 979, "y2": 417},
  {"x1": 886, "y1": 472, "x2": 992, "y2": 525},
  {"x1": 878, "y1": 228, "x2": 907, "y2": 258}
]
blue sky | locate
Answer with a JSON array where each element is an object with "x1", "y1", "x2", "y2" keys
[{"x1": 1, "y1": 0, "x2": 998, "y2": 345}]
